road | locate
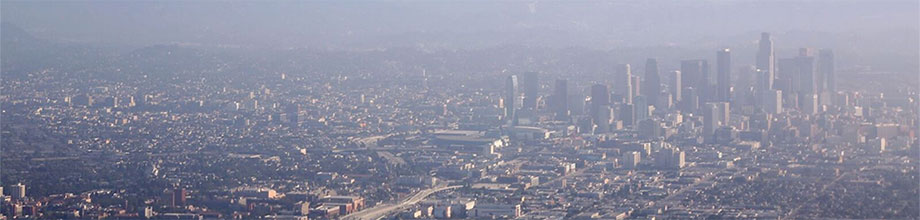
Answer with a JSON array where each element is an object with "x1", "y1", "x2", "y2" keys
[
  {"x1": 332, "y1": 147, "x2": 454, "y2": 153},
  {"x1": 342, "y1": 185, "x2": 462, "y2": 220},
  {"x1": 656, "y1": 168, "x2": 722, "y2": 206}
]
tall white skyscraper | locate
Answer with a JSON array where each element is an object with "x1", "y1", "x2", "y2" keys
[
  {"x1": 669, "y1": 70, "x2": 682, "y2": 103},
  {"x1": 613, "y1": 64, "x2": 633, "y2": 104},
  {"x1": 504, "y1": 75, "x2": 519, "y2": 121}
]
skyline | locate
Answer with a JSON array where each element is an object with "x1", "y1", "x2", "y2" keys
[{"x1": 1, "y1": 1, "x2": 918, "y2": 219}]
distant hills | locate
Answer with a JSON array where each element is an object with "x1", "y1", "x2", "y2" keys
[
  {"x1": 1, "y1": 22, "x2": 59, "y2": 77},
  {"x1": 1, "y1": 23, "x2": 238, "y2": 79}
]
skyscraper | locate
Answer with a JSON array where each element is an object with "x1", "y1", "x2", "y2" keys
[
  {"x1": 799, "y1": 47, "x2": 814, "y2": 57},
  {"x1": 754, "y1": 68, "x2": 774, "y2": 110},
  {"x1": 735, "y1": 66, "x2": 756, "y2": 108},
  {"x1": 590, "y1": 84, "x2": 611, "y2": 133},
  {"x1": 285, "y1": 103, "x2": 300, "y2": 127},
  {"x1": 619, "y1": 103, "x2": 635, "y2": 127},
  {"x1": 553, "y1": 79, "x2": 569, "y2": 118},
  {"x1": 756, "y1": 33, "x2": 775, "y2": 91},
  {"x1": 642, "y1": 58, "x2": 661, "y2": 106},
  {"x1": 793, "y1": 54, "x2": 818, "y2": 112},
  {"x1": 669, "y1": 70, "x2": 681, "y2": 103},
  {"x1": 631, "y1": 75, "x2": 642, "y2": 103},
  {"x1": 797, "y1": 55, "x2": 817, "y2": 96},
  {"x1": 680, "y1": 60, "x2": 709, "y2": 93},
  {"x1": 504, "y1": 75, "x2": 519, "y2": 120},
  {"x1": 716, "y1": 49, "x2": 732, "y2": 102},
  {"x1": 703, "y1": 103, "x2": 720, "y2": 140},
  {"x1": 73, "y1": 94, "x2": 94, "y2": 107},
  {"x1": 674, "y1": 149, "x2": 685, "y2": 169},
  {"x1": 655, "y1": 147, "x2": 686, "y2": 169},
  {"x1": 638, "y1": 119, "x2": 663, "y2": 139},
  {"x1": 766, "y1": 90, "x2": 783, "y2": 114},
  {"x1": 681, "y1": 60, "x2": 709, "y2": 112},
  {"x1": 717, "y1": 102, "x2": 731, "y2": 126},
  {"x1": 703, "y1": 102, "x2": 730, "y2": 142},
  {"x1": 568, "y1": 90, "x2": 585, "y2": 116},
  {"x1": 818, "y1": 49, "x2": 835, "y2": 99},
  {"x1": 634, "y1": 95, "x2": 649, "y2": 124},
  {"x1": 521, "y1": 72, "x2": 539, "y2": 109},
  {"x1": 132, "y1": 93, "x2": 146, "y2": 108},
  {"x1": 621, "y1": 151, "x2": 641, "y2": 169},
  {"x1": 613, "y1": 64, "x2": 633, "y2": 104},
  {"x1": 594, "y1": 106, "x2": 611, "y2": 134},
  {"x1": 173, "y1": 188, "x2": 187, "y2": 207},
  {"x1": 776, "y1": 58, "x2": 798, "y2": 93},
  {"x1": 11, "y1": 183, "x2": 26, "y2": 200},
  {"x1": 682, "y1": 87, "x2": 700, "y2": 113},
  {"x1": 590, "y1": 84, "x2": 610, "y2": 109},
  {"x1": 803, "y1": 93, "x2": 819, "y2": 115},
  {"x1": 590, "y1": 84, "x2": 610, "y2": 117}
]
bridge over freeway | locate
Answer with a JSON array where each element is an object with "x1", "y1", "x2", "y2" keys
[{"x1": 341, "y1": 185, "x2": 463, "y2": 220}]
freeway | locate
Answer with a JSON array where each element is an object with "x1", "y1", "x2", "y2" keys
[
  {"x1": 342, "y1": 185, "x2": 462, "y2": 220},
  {"x1": 656, "y1": 167, "x2": 722, "y2": 206},
  {"x1": 782, "y1": 165, "x2": 863, "y2": 219},
  {"x1": 376, "y1": 151, "x2": 407, "y2": 166}
]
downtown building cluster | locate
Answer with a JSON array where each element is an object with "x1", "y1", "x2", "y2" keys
[{"x1": 1, "y1": 32, "x2": 917, "y2": 220}]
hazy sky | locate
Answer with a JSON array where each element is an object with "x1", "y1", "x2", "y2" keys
[{"x1": 3, "y1": 0, "x2": 917, "y2": 49}]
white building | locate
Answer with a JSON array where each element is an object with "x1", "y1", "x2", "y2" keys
[{"x1": 470, "y1": 204, "x2": 521, "y2": 218}]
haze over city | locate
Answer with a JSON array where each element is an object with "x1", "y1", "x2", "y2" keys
[{"x1": 1, "y1": 0, "x2": 918, "y2": 219}]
